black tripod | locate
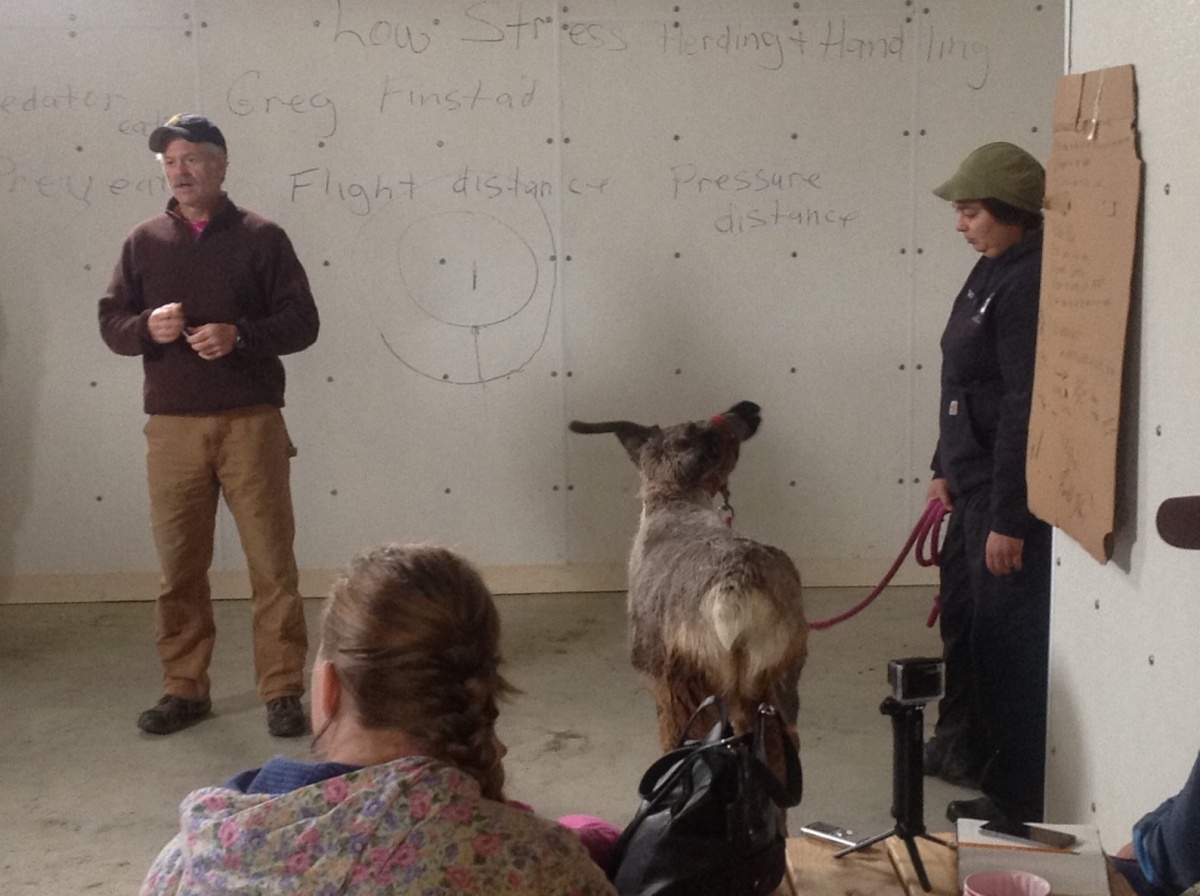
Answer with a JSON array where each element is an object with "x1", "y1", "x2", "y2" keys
[{"x1": 833, "y1": 696, "x2": 952, "y2": 891}]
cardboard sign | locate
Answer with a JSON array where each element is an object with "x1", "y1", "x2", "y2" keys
[{"x1": 1027, "y1": 64, "x2": 1142, "y2": 563}]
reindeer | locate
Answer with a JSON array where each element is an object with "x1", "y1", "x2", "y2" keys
[{"x1": 569, "y1": 401, "x2": 807, "y2": 763}]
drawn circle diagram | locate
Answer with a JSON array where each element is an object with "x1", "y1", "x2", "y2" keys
[
  {"x1": 397, "y1": 211, "x2": 537, "y2": 328},
  {"x1": 354, "y1": 169, "x2": 557, "y2": 385}
]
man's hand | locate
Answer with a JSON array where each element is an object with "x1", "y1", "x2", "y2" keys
[
  {"x1": 986, "y1": 531, "x2": 1025, "y2": 576},
  {"x1": 185, "y1": 323, "x2": 239, "y2": 361},
  {"x1": 148, "y1": 303, "x2": 186, "y2": 344}
]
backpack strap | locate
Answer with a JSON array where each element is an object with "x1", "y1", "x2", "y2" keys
[
  {"x1": 750, "y1": 704, "x2": 804, "y2": 808},
  {"x1": 671, "y1": 694, "x2": 735, "y2": 749}
]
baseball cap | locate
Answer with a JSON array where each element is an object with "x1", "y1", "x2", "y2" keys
[
  {"x1": 932, "y1": 142, "x2": 1045, "y2": 213},
  {"x1": 148, "y1": 113, "x2": 227, "y2": 153}
]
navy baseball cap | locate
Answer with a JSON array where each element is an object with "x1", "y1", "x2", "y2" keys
[{"x1": 148, "y1": 113, "x2": 227, "y2": 153}]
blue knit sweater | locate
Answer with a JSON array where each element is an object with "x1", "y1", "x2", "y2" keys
[{"x1": 1126, "y1": 750, "x2": 1200, "y2": 895}]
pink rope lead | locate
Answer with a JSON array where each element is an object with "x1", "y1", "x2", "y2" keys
[{"x1": 808, "y1": 499, "x2": 948, "y2": 631}]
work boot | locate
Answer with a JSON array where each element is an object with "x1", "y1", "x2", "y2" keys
[
  {"x1": 137, "y1": 695, "x2": 212, "y2": 735},
  {"x1": 923, "y1": 737, "x2": 947, "y2": 775},
  {"x1": 924, "y1": 736, "x2": 982, "y2": 790},
  {"x1": 266, "y1": 696, "x2": 307, "y2": 737}
]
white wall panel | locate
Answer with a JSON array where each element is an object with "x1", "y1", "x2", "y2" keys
[
  {"x1": 0, "y1": 1, "x2": 1061, "y2": 600},
  {"x1": 1046, "y1": 0, "x2": 1200, "y2": 850}
]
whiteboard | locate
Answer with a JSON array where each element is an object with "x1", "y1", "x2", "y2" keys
[{"x1": 0, "y1": 0, "x2": 1063, "y2": 597}]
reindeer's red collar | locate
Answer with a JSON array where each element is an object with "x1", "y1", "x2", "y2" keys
[{"x1": 705, "y1": 415, "x2": 739, "y2": 525}]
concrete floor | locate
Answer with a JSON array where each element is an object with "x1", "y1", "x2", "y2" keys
[{"x1": 0, "y1": 585, "x2": 975, "y2": 894}]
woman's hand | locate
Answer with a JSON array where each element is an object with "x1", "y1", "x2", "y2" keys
[
  {"x1": 926, "y1": 477, "x2": 954, "y2": 511},
  {"x1": 986, "y1": 531, "x2": 1025, "y2": 576}
]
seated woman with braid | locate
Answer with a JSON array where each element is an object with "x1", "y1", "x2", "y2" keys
[{"x1": 140, "y1": 543, "x2": 618, "y2": 895}]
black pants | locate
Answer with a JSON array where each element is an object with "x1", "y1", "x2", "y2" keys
[
  {"x1": 933, "y1": 485, "x2": 1051, "y2": 821},
  {"x1": 932, "y1": 502, "x2": 979, "y2": 761}
]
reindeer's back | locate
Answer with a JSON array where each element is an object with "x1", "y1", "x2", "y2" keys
[{"x1": 628, "y1": 503, "x2": 807, "y2": 693}]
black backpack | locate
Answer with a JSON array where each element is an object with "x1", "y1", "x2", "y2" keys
[{"x1": 610, "y1": 697, "x2": 803, "y2": 896}]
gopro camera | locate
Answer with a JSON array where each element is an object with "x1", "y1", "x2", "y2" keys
[{"x1": 887, "y1": 657, "x2": 945, "y2": 706}]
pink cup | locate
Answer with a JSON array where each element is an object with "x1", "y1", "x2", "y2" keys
[{"x1": 964, "y1": 871, "x2": 1052, "y2": 896}]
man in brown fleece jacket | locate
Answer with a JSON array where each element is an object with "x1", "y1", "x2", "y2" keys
[{"x1": 98, "y1": 114, "x2": 319, "y2": 738}]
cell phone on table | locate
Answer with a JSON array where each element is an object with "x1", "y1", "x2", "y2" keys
[
  {"x1": 800, "y1": 821, "x2": 859, "y2": 848},
  {"x1": 980, "y1": 818, "x2": 1078, "y2": 849}
]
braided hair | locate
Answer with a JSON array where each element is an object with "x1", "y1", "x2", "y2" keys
[{"x1": 318, "y1": 543, "x2": 517, "y2": 801}]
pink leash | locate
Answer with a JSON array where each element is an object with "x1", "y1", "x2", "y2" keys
[{"x1": 808, "y1": 499, "x2": 948, "y2": 631}]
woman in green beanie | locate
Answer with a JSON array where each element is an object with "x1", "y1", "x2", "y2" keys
[{"x1": 923, "y1": 141, "x2": 1053, "y2": 826}]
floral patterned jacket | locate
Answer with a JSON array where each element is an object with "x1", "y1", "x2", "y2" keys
[{"x1": 140, "y1": 754, "x2": 618, "y2": 895}]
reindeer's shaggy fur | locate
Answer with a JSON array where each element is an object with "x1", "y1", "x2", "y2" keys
[{"x1": 569, "y1": 401, "x2": 807, "y2": 757}]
